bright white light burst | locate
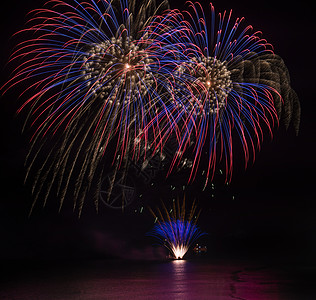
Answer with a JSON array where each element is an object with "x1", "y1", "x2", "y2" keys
[
  {"x1": 172, "y1": 245, "x2": 188, "y2": 260},
  {"x1": 148, "y1": 198, "x2": 206, "y2": 260}
]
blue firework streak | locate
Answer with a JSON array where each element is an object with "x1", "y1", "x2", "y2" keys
[
  {"x1": 2, "y1": 0, "x2": 301, "y2": 215},
  {"x1": 148, "y1": 199, "x2": 206, "y2": 259},
  {"x1": 2, "y1": 0, "x2": 182, "y2": 215},
  {"x1": 149, "y1": 2, "x2": 300, "y2": 186},
  {"x1": 148, "y1": 220, "x2": 206, "y2": 259}
]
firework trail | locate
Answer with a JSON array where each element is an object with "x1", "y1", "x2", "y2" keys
[
  {"x1": 149, "y1": 2, "x2": 301, "y2": 186},
  {"x1": 1, "y1": 0, "x2": 183, "y2": 215},
  {"x1": 2, "y1": 1, "x2": 301, "y2": 215},
  {"x1": 148, "y1": 198, "x2": 206, "y2": 259}
]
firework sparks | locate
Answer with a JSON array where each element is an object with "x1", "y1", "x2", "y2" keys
[
  {"x1": 147, "y1": 198, "x2": 206, "y2": 259},
  {"x1": 2, "y1": 1, "x2": 301, "y2": 215},
  {"x1": 2, "y1": 0, "x2": 179, "y2": 215},
  {"x1": 149, "y1": 2, "x2": 301, "y2": 186}
]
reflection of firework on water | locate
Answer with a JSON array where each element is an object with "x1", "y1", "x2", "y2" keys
[
  {"x1": 147, "y1": 198, "x2": 206, "y2": 259},
  {"x1": 2, "y1": 0, "x2": 178, "y2": 215},
  {"x1": 150, "y1": 2, "x2": 301, "y2": 185}
]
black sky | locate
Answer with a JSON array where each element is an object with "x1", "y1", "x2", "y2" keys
[{"x1": 0, "y1": 0, "x2": 315, "y2": 262}]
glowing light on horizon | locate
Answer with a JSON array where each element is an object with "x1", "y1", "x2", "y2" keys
[
  {"x1": 172, "y1": 245, "x2": 187, "y2": 260},
  {"x1": 147, "y1": 198, "x2": 206, "y2": 260}
]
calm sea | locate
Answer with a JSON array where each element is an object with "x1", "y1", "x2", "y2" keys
[{"x1": 1, "y1": 258, "x2": 315, "y2": 299}]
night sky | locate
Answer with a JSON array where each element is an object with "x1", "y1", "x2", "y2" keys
[{"x1": 0, "y1": 0, "x2": 315, "y2": 265}]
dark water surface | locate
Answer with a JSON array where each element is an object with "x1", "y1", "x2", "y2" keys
[{"x1": 1, "y1": 258, "x2": 315, "y2": 299}]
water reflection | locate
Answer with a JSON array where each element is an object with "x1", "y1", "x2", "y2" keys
[
  {"x1": 1, "y1": 259, "x2": 314, "y2": 299},
  {"x1": 171, "y1": 260, "x2": 188, "y2": 297},
  {"x1": 172, "y1": 258, "x2": 187, "y2": 270}
]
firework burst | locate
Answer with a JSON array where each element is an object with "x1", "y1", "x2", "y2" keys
[
  {"x1": 2, "y1": 0, "x2": 183, "y2": 215},
  {"x1": 2, "y1": 1, "x2": 301, "y2": 215},
  {"x1": 148, "y1": 198, "x2": 206, "y2": 259},
  {"x1": 149, "y1": 2, "x2": 301, "y2": 185}
]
